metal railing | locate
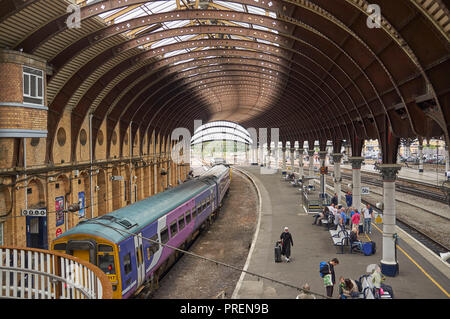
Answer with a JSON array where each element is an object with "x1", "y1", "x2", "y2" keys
[{"x1": 0, "y1": 246, "x2": 112, "y2": 299}]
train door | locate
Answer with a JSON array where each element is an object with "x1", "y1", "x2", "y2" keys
[{"x1": 133, "y1": 234, "x2": 145, "y2": 287}]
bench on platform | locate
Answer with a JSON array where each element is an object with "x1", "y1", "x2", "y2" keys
[{"x1": 329, "y1": 227, "x2": 350, "y2": 254}]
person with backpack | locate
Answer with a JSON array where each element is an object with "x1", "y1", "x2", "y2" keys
[
  {"x1": 280, "y1": 227, "x2": 294, "y2": 262},
  {"x1": 319, "y1": 258, "x2": 339, "y2": 298},
  {"x1": 345, "y1": 191, "x2": 352, "y2": 208}
]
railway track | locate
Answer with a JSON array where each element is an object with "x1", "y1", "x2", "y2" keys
[{"x1": 339, "y1": 170, "x2": 449, "y2": 205}]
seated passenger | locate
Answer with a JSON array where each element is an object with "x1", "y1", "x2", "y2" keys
[
  {"x1": 350, "y1": 227, "x2": 363, "y2": 251},
  {"x1": 339, "y1": 277, "x2": 360, "y2": 299},
  {"x1": 312, "y1": 206, "x2": 329, "y2": 225}
]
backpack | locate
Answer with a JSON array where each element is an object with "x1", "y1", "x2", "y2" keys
[{"x1": 319, "y1": 262, "x2": 328, "y2": 277}]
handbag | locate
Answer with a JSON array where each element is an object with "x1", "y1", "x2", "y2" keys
[{"x1": 323, "y1": 274, "x2": 333, "y2": 287}]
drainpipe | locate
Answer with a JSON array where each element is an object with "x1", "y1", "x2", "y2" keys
[
  {"x1": 89, "y1": 113, "x2": 94, "y2": 219},
  {"x1": 24, "y1": 138, "x2": 27, "y2": 210}
]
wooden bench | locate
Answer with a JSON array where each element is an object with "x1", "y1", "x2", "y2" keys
[{"x1": 329, "y1": 228, "x2": 350, "y2": 254}]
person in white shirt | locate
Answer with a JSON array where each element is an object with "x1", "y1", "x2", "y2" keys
[{"x1": 363, "y1": 204, "x2": 374, "y2": 234}]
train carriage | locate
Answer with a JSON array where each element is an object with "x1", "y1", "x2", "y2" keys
[{"x1": 52, "y1": 165, "x2": 230, "y2": 299}]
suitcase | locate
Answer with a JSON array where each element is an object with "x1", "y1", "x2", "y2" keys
[
  {"x1": 274, "y1": 242, "x2": 282, "y2": 263},
  {"x1": 362, "y1": 242, "x2": 373, "y2": 256}
]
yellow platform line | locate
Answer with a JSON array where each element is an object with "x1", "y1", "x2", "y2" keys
[{"x1": 371, "y1": 222, "x2": 450, "y2": 298}]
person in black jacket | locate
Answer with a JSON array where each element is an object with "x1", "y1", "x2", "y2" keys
[
  {"x1": 320, "y1": 258, "x2": 339, "y2": 297},
  {"x1": 280, "y1": 227, "x2": 294, "y2": 262}
]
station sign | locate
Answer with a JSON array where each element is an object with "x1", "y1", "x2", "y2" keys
[
  {"x1": 361, "y1": 187, "x2": 370, "y2": 195},
  {"x1": 21, "y1": 208, "x2": 47, "y2": 217},
  {"x1": 111, "y1": 175, "x2": 124, "y2": 181}
]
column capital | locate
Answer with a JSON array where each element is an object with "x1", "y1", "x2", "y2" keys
[
  {"x1": 297, "y1": 148, "x2": 305, "y2": 152},
  {"x1": 348, "y1": 156, "x2": 364, "y2": 169},
  {"x1": 281, "y1": 147, "x2": 286, "y2": 152},
  {"x1": 379, "y1": 164, "x2": 402, "y2": 182},
  {"x1": 318, "y1": 150, "x2": 327, "y2": 159},
  {"x1": 290, "y1": 148, "x2": 295, "y2": 153},
  {"x1": 307, "y1": 149, "x2": 315, "y2": 156},
  {"x1": 331, "y1": 153, "x2": 343, "y2": 162}
]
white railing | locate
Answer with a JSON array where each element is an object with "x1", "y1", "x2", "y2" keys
[{"x1": 0, "y1": 246, "x2": 112, "y2": 299}]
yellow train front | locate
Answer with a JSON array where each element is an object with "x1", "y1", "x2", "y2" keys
[{"x1": 52, "y1": 164, "x2": 231, "y2": 299}]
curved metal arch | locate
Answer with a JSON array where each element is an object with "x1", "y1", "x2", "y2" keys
[
  {"x1": 142, "y1": 76, "x2": 322, "y2": 146},
  {"x1": 92, "y1": 32, "x2": 372, "y2": 155},
  {"x1": 5, "y1": 0, "x2": 440, "y2": 144},
  {"x1": 12, "y1": 0, "x2": 289, "y2": 52},
  {"x1": 47, "y1": 11, "x2": 400, "y2": 160},
  {"x1": 120, "y1": 67, "x2": 338, "y2": 147},
  {"x1": 95, "y1": 48, "x2": 353, "y2": 155},
  {"x1": 43, "y1": 8, "x2": 384, "y2": 139},
  {"x1": 95, "y1": 44, "x2": 346, "y2": 140}
]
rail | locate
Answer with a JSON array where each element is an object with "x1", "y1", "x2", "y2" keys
[{"x1": 0, "y1": 246, "x2": 112, "y2": 299}]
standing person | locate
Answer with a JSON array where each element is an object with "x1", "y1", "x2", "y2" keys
[
  {"x1": 280, "y1": 227, "x2": 294, "y2": 262},
  {"x1": 331, "y1": 193, "x2": 338, "y2": 206},
  {"x1": 320, "y1": 258, "x2": 339, "y2": 298},
  {"x1": 363, "y1": 204, "x2": 374, "y2": 234},
  {"x1": 345, "y1": 191, "x2": 352, "y2": 208},
  {"x1": 351, "y1": 209, "x2": 360, "y2": 231}
]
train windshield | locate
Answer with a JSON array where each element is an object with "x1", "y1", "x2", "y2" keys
[{"x1": 98, "y1": 254, "x2": 116, "y2": 275}]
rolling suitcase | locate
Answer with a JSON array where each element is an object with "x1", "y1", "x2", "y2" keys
[
  {"x1": 358, "y1": 224, "x2": 364, "y2": 234},
  {"x1": 275, "y1": 241, "x2": 282, "y2": 263},
  {"x1": 362, "y1": 242, "x2": 373, "y2": 256}
]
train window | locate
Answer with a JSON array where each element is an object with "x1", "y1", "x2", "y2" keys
[
  {"x1": 123, "y1": 253, "x2": 132, "y2": 275},
  {"x1": 98, "y1": 254, "x2": 116, "y2": 275},
  {"x1": 53, "y1": 243, "x2": 66, "y2": 251},
  {"x1": 160, "y1": 227, "x2": 169, "y2": 245},
  {"x1": 98, "y1": 244, "x2": 114, "y2": 252},
  {"x1": 192, "y1": 208, "x2": 197, "y2": 218},
  {"x1": 185, "y1": 210, "x2": 191, "y2": 224},
  {"x1": 178, "y1": 215, "x2": 185, "y2": 231},
  {"x1": 170, "y1": 221, "x2": 178, "y2": 237}
]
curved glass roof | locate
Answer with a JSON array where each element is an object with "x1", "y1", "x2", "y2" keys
[
  {"x1": 91, "y1": 0, "x2": 279, "y2": 60},
  {"x1": 191, "y1": 121, "x2": 252, "y2": 145}
]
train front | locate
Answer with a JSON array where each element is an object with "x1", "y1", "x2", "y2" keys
[{"x1": 51, "y1": 222, "x2": 123, "y2": 299}]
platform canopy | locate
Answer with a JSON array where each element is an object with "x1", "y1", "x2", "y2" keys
[{"x1": 1, "y1": 0, "x2": 449, "y2": 163}]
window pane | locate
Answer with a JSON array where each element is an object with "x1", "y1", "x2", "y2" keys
[
  {"x1": 99, "y1": 254, "x2": 116, "y2": 274},
  {"x1": 30, "y1": 75, "x2": 36, "y2": 97},
  {"x1": 170, "y1": 221, "x2": 177, "y2": 237},
  {"x1": 23, "y1": 74, "x2": 30, "y2": 95},
  {"x1": 178, "y1": 215, "x2": 185, "y2": 231},
  {"x1": 185, "y1": 211, "x2": 191, "y2": 224},
  {"x1": 160, "y1": 227, "x2": 169, "y2": 244},
  {"x1": 37, "y1": 77, "x2": 43, "y2": 98},
  {"x1": 123, "y1": 253, "x2": 132, "y2": 275}
]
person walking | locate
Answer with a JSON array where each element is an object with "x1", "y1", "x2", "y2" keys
[
  {"x1": 363, "y1": 204, "x2": 374, "y2": 234},
  {"x1": 320, "y1": 258, "x2": 339, "y2": 298},
  {"x1": 280, "y1": 227, "x2": 294, "y2": 262}
]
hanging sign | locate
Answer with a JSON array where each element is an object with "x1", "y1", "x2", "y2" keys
[
  {"x1": 21, "y1": 208, "x2": 47, "y2": 217},
  {"x1": 361, "y1": 187, "x2": 370, "y2": 195},
  {"x1": 55, "y1": 196, "x2": 65, "y2": 227},
  {"x1": 78, "y1": 191, "x2": 85, "y2": 218}
]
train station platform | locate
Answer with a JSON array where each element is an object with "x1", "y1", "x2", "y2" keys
[{"x1": 232, "y1": 166, "x2": 450, "y2": 299}]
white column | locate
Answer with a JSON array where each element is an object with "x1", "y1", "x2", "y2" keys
[
  {"x1": 445, "y1": 144, "x2": 449, "y2": 173},
  {"x1": 319, "y1": 151, "x2": 327, "y2": 196},
  {"x1": 290, "y1": 148, "x2": 295, "y2": 173},
  {"x1": 379, "y1": 164, "x2": 401, "y2": 277},
  {"x1": 307, "y1": 149, "x2": 315, "y2": 186},
  {"x1": 267, "y1": 148, "x2": 272, "y2": 168},
  {"x1": 349, "y1": 157, "x2": 364, "y2": 211},
  {"x1": 332, "y1": 153, "x2": 343, "y2": 205},
  {"x1": 298, "y1": 148, "x2": 304, "y2": 178},
  {"x1": 418, "y1": 142, "x2": 424, "y2": 173},
  {"x1": 282, "y1": 147, "x2": 287, "y2": 170}
]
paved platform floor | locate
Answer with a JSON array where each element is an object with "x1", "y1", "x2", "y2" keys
[{"x1": 232, "y1": 166, "x2": 450, "y2": 299}]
